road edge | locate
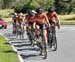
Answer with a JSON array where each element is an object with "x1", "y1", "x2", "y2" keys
[{"x1": 3, "y1": 36, "x2": 24, "y2": 62}]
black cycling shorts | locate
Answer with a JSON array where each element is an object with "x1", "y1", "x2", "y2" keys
[
  {"x1": 28, "y1": 22, "x2": 34, "y2": 26},
  {"x1": 36, "y1": 23, "x2": 47, "y2": 30},
  {"x1": 13, "y1": 20, "x2": 16, "y2": 25}
]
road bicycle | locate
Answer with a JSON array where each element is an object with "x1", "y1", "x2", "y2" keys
[{"x1": 47, "y1": 24, "x2": 57, "y2": 51}]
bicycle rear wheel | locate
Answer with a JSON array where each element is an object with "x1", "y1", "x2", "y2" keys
[
  {"x1": 42, "y1": 43, "x2": 47, "y2": 59},
  {"x1": 39, "y1": 40, "x2": 47, "y2": 59},
  {"x1": 42, "y1": 34, "x2": 47, "y2": 59}
]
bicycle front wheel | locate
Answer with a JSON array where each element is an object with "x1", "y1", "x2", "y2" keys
[{"x1": 52, "y1": 31, "x2": 57, "y2": 51}]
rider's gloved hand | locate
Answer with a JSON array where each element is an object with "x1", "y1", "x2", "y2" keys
[{"x1": 57, "y1": 23, "x2": 60, "y2": 29}]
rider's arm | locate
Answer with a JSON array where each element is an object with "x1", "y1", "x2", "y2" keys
[
  {"x1": 33, "y1": 22, "x2": 36, "y2": 29},
  {"x1": 54, "y1": 12, "x2": 60, "y2": 24},
  {"x1": 54, "y1": 12, "x2": 60, "y2": 29},
  {"x1": 43, "y1": 13, "x2": 50, "y2": 27},
  {"x1": 12, "y1": 16, "x2": 14, "y2": 23},
  {"x1": 24, "y1": 15, "x2": 29, "y2": 26}
]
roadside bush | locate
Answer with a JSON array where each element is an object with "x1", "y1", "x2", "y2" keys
[
  {"x1": 29, "y1": 0, "x2": 40, "y2": 9},
  {"x1": 0, "y1": 9, "x2": 14, "y2": 18},
  {"x1": 14, "y1": 0, "x2": 39, "y2": 13}
]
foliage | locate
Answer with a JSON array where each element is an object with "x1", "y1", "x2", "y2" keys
[
  {"x1": 0, "y1": 9, "x2": 14, "y2": 18},
  {"x1": 54, "y1": 0, "x2": 75, "y2": 14},
  {"x1": 29, "y1": 0, "x2": 39, "y2": 9},
  {"x1": 0, "y1": 0, "x2": 75, "y2": 14}
]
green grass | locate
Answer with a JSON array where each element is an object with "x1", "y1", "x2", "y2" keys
[
  {"x1": 0, "y1": 9, "x2": 14, "y2": 18},
  {"x1": 59, "y1": 14, "x2": 75, "y2": 25},
  {"x1": 0, "y1": 36, "x2": 19, "y2": 62},
  {"x1": 0, "y1": 9, "x2": 13, "y2": 24}
]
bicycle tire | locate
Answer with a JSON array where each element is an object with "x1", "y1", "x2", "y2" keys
[
  {"x1": 52, "y1": 32, "x2": 57, "y2": 51},
  {"x1": 42, "y1": 33, "x2": 47, "y2": 59}
]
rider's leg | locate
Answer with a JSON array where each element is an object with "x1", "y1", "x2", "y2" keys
[
  {"x1": 42, "y1": 24, "x2": 48, "y2": 49},
  {"x1": 35, "y1": 25, "x2": 40, "y2": 38},
  {"x1": 28, "y1": 24, "x2": 34, "y2": 46},
  {"x1": 13, "y1": 25, "x2": 16, "y2": 34},
  {"x1": 32, "y1": 23, "x2": 35, "y2": 35},
  {"x1": 26, "y1": 24, "x2": 31, "y2": 33},
  {"x1": 43, "y1": 29, "x2": 48, "y2": 46},
  {"x1": 50, "y1": 25, "x2": 56, "y2": 47},
  {"x1": 12, "y1": 21, "x2": 16, "y2": 34}
]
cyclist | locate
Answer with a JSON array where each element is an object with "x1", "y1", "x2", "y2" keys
[
  {"x1": 25, "y1": 9, "x2": 36, "y2": 46},
  {"x1": 35, "y1": 7, "x2": 50, "y2": 50},
  {"x1": 19, "y1": 13, "x2": 25, "y2": 21},
  {"x1": 47, "y1": 6, "x2": 60, "y2": 48},
  {"x1": 13, "y1": 13, "x2": 24, "y2": 36},
  {"x1": 16, "y1": 13, "x2": 24, "y2": 30},
  {"x1": 16, "y1": 13, "x2": 24, "y2": 25},
  {"x1": 19, "y1": 13, "x2": 25, "y2": 29},
  {"x1": 12, "y1": 13, "x2": 18, "y2": 34},
  {"x1": 25, "y1": 9, "x2": 36, "y2": 29},
  {"x1": 47, "y1": 6, "x2": 60, "y2": 30}
]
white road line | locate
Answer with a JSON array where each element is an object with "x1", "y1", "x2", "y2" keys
[{"x1": 59, "y1": 27, "x2": 75, "y2": 30}]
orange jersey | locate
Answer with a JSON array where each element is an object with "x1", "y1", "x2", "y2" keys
[
  {"x1": 35, "y1": 13, "x2": 48, "y2": 24},
  {"x1": 16, "y1": 16, "x2": 23, "y2": 22},
  {"x1": 25, "y1": 15, "x2": 35, "y2": 23},
  {"x1": 47, "y1": 12, "x2": 59, "y2": 22}
]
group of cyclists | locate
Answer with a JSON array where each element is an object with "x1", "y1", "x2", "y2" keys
[
  {"x1": 12, "y1": 6, "x2": 60, "y2": 59},
  {"x1": 12, "y1": 12, "x2": 25, "y2": 34}
]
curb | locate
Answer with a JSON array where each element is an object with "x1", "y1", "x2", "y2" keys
[{"x1": 3, "y1": 36, "x2": 24, "y2": 62}]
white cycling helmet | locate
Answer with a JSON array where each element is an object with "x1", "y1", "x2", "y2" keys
[
  {"x1": 32, "y1": 10, "x2": 36, "y2": 14},
  {"x1": 14, "y1": 13, "x2": 17, "y2": 15},
  {"x1": 19, "y1": 13, "x2": 23, "y2": 16}
]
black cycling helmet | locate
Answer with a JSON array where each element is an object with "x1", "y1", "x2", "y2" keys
[
  {"x1": 27, "y1": 9, "x2": 35, "y2": 17},
  {"x1": 36, "y1": 7, "x2": 43, "y2": 14},
  {"x1": 48, "y1": 7, "x2": 54, "y2": 13}
]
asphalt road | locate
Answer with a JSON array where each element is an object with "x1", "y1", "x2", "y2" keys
[{"x1": 0, "y1": 24, "x2": 75, "y2": 62}]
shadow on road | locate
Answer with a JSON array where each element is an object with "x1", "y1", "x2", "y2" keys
[
  {"x1": 17, "y1": 47, "x2": 39, "y2": 51},
  {"x1": 14, "y1": 43, "x2": 31, "y2": 47},
  {"x1": 4, "y1": 42, "x2": 10, "y2": 45},
  {"x1": 20, "y1": 54, "x2": 44, "y2": 60},
  {"x1": 3, "y1": 32, "x2": 50, "y2": 60},
  {"x1": 3, "y1": 50, "x2": 16, "y2": 54},
  {"x1": 21, "y1": 54, "x2": 38, "y2": 59}
]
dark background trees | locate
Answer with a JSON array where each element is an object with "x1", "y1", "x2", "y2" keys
[{"x1": 0, "y1": 0, "x2": 75, "y2": 14}]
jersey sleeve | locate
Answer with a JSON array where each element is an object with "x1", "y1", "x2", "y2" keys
[
  {"x1": 25, "y1": 15, "x2": 28, "y2": 21},
  {"x1": 43, "y1": 13, "x2": 48, "y2": 21},
  {"x1": 53, "y1": 12, "x2": 58, "y2": 18},
  {"x1": 53, "y1": 12, "x2": 60, "y2": 22}
]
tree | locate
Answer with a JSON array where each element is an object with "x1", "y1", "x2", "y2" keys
[
  {"x1": 0, "y1": 0, "x2": 3, "y2": 9},
  {"x1": 2, "y1": 0, "x2": 13, "y2": 9},
  {"x1": 0, "y1": 0, "x2": 74, "y2": 14},
  {"x1": 29, "y1": 0, "x2": 39, "y2": 9}
]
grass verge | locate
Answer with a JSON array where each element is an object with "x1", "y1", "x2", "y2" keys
[
  {"x1": 0, "y1": 9, "x2": 14, "y2": 18},
  {"x1": 59, "y1": 14, "x2": 75, "y2": 25},
  {"x1": 0, "y1": 35, "x2": 19, "y2": 62}
]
